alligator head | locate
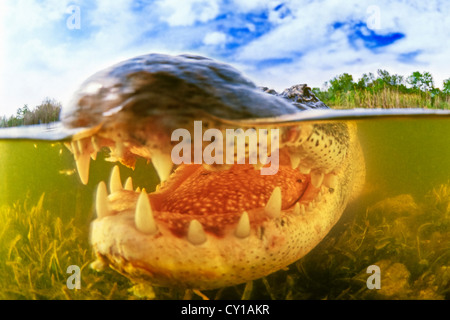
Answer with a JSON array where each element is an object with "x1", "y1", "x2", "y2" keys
[{"x1": 61, "y1": 53, "x2": 365, "y2": 290}]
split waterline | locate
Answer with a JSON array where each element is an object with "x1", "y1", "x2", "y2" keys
[{"x1": 0, "y1": 109, "x2": 449, "y2": 299}]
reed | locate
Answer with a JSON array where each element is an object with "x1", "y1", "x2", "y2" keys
[{"x1": 324, "y1": 87, "x2": 450, "y2": 109}]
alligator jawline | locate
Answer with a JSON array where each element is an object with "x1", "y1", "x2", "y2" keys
[
  {"x1": 97, "y1": 163, "x2": 333, "y2": 240},
  {"x1": 67, "y1": 130, "x2": 346, "y2": 289}
]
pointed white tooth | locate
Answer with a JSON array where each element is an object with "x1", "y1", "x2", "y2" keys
[
  {"x1": 77, "y1": 139, "x2": 85, "y2": 154},
  {"x1": 152, "y1": 153, "x2": 173, "y2": 183},
  {"x1": 71, "y1": 141, "x2": 80, "y2": 160},
  {"x1": 235, "y1": 211, "x2": 250, "y2": 238},
  {"x1": 264, "y1": 186, "x2": 282, "y2": 218},
  {"x1": 187, "y1": 219, "x2": 207, "y2": 245},
  {"x1": 299, "y1": 164, "x2": 311, "y2": 174},
  {"x1": 316, "y1": 192, "x2": 322, "y2": 202},
  {"x1": 91, "y1": 136, "x2": 100, "y2": 152},
  {"x1": 311, "y1": 171, "x2": 324, "y2": 188},
  {"x1": 75, "y1": 153, "x2": 91, "y2": 185},
  {"x1": 290, "y1": 153, "x2": 301, "y2": 169},
  {"x1": 90, "y1": 152, "x2": 97, "y2": 161},
  {"x1": 124, "y1": 177, "x2": 133, "y2": 191},
  {"x1": 323, "y1": 174, "x2": 337, "y2": 189},
  {"x1": 293, "y1": 203, "x2": 300, "y2": 215},
  {"x1": 95, "y1": 181, "x2": 109, "y2": 218},
  {"x1": 135, "y1": 190, "x2": 157, "y2": 234},
  {"x1": 114, "y1": 141, "x2": 124, "y2": 158},
  {"x1": 135, "y1": 187, "x2": 141, "y2": 193},
  {"x1": 109, "y1": 165, "x2": 122, "y2": 193},
  {"x1": 300, "y1": 204, "x2": 305, "y2": 215}
]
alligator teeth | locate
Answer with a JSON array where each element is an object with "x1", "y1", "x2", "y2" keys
[
  {"x1": 235, "y1": 211, "x2": 250, "y2": 238},
  {"x1": 75, "y1": 152, "x2": 91, "y2": 185},
  {"x1": 152, "y1": 152, "x2": 173, "y2": 183},
  {"x1": 114, "y1": 141, "x2": 124, "y2": 159},
  {"x1": 91, "y1": 136, "x2": 100, "y2": 153},
  {"x1": 316, "y1": 192, "x2": 322, "y2": 202},
  {"x1": 135, "y1": 187, "x2": 141, "y2": 193},
  {"x1": 187, "y1": 220, "x2": 207, "y2": 245},
  {"x1": 311, "y1": 171, "x2": 324, "y2": 188},
  {"x1": 135, "y1": 190, "x2": 157, "y2": 234},
  {"x1": 95, "y1": 181, "x2": 109, "y2": 218},
  {"x1": 289, "y1": 153, "x2": 301, "y2": 169},
  {"x1": 300, "y1": 204, "x2": 306, "y2": 215},
  {"x1": 293, "y1": 203, "x2": 300, "y2": 215},
  {"x1": 323, "y1": 173, "x2": 337, "y2": 189},
  {"x1": 77, "y1": 139, "x2": 85, "y2": 154},
  {"x1": 109, "y1": 165, "x2": 122, "y2": 193},
  {"x1": 264, "y1": 186, "x2": 282, "y2": 218},
  {"x1": 298, "y1": 164, "x2": 311, "y2": 174},
  {"x1": 124, "y1": 177, "x2": 133, "y2": 191},
  {"x1": 71, "y1": 141, "x2": 80, "y2": 160}
]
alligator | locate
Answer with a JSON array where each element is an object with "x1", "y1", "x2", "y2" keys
[{"x1": 60, "y1": 53, "x2": 365, "y2": 289}]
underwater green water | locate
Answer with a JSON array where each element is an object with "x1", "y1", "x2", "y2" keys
[{"x1": 0, "y1": 115, "x2": 449, "y2": 299}]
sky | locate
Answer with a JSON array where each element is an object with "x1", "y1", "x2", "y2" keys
[{"x1": 0, "y1": 0, "x2": 449, "y2": 117}]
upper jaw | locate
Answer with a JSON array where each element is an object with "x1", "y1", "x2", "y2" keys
[{"x1": 66, "y1": 118, "x2": 348, "y2": 191}]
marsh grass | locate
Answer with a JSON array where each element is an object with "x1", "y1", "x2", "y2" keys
[
  {"x1": 325, "y1": 88, "x2": 450, "y2": 110},
  {"x1": 0, "y1": 194, "x2": 133, "y2": 299},
  {"x1": 1, "y1": 183, "x2": 449, "y2": 300}
]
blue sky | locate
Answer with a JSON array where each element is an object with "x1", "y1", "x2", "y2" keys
[{"x1": 1, "y1": 0, "x2": 449, "y2": 117}]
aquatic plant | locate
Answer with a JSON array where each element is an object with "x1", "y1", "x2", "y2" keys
[
  {"x1": 0, "y1": 194, "x2": 132, "y2": 299},
  {"x1": 1, "y1": 183, "x2": 449, "y2": 300}
]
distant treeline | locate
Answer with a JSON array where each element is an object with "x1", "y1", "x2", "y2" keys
[
  {"x1": 0, "y1": 98, "x2": 61, "y2": 128},
  {"x1": 1, "y1": 70, "x2": 449, "y2": 128},
  {"x1": 313, "y1": 70, "x2": 450, "y2": 109}
]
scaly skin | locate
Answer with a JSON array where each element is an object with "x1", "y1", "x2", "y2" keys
[{"x1": 62, "y1": 54, "x2": 365, "y2": 290}]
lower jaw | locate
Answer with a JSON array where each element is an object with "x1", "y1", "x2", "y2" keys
[{"x1": 89, "y1": 163, "x2": 342, "y2": 289}]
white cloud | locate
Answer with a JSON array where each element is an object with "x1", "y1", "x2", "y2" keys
[
  {"x1": 230, "y1": 0, "x2": 450, "y2": 89},
  {"x1": 1, "y1": 0, "x2": 449, "y2": 117},
  {"x1": 203, "y1": 31, "x2": 227, "y2": 46},
  {"x1": 156, "y1": 0, "x2": 220, "y2": 27}
]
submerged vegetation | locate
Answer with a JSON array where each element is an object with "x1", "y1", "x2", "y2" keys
[
  {"x1": 0, "y1": 194, "x2": 133, "y2": 300},
  {"x1": 1, "y1": 182, "x2": 448, "y2": 300}
]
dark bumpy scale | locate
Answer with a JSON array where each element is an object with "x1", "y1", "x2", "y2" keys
[{"x1": 62, "y1": 54, "x2": 327, "y2": 129}]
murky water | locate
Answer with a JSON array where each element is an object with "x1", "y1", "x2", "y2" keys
[{"x1": 0, "y1": 111, "x2": 449, "y2": 299}]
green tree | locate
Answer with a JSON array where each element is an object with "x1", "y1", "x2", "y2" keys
[
  {"x1": 329, "y1": 73, "x2": 355, "y2": 93},
  {"x1": 443, "y1": 78, "x2": 450, "y2": 95},
  {"x1": 407, "y1": 71, "x2": 434, "y2": 92},
  {"x1": 356, "y1": 73, "x2": 374, "y2": 89}
]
